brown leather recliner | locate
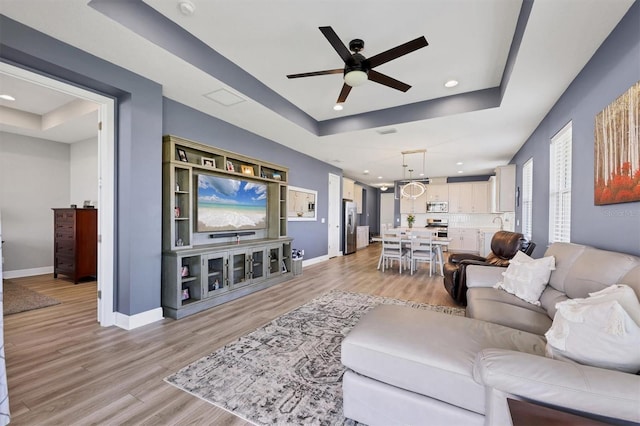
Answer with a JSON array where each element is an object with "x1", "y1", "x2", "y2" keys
[{"x1": 443, "y1": 231, "x2": 535, "y2": 306}]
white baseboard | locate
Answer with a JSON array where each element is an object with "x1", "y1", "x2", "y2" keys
[
  {"x1": 115, "y1": 307, "x2": 164, "y2": 330},
  {"x1": 302, "y1": 255, "x2": 329, "y2": 267},
  {"x1": 3, "y1": 266, "x2": 54, "y2": 279}
]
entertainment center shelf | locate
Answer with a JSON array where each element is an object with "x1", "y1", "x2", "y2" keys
[
  {"x1": 162, "y1": 135, "x2": 293, "y2": 319},
  {"x1": 162, "y1": 238, "x2": 293, "y2": 319}
]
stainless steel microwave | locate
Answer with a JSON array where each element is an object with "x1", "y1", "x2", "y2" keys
[{"x1": 426, "y1": 201, "x2": 448, "y2": 213}]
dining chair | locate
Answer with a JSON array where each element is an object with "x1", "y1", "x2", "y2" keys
[
  {"x1": 380, "y1": 230, "x2": 407, "y2": 274},
  {"x1": 409, "y1": 231, "x2": 436, "y2": 276}
]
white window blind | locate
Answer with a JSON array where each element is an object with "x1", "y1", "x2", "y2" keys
[
  {"x1": 522, "y1": 158, "x2": 533, "y2": 241},
  {"x1": 549, "y1": 122, "x2": 572, "y2": 243}
]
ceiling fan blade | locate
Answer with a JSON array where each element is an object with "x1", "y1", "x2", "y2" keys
[
  {"x1": 367, "y1": 36, "x2": 428, "y2": 69},
  {"x1": 368, "y1": 70, "x2": 411, "y2": 92},
  {"x1": 319, "y1": 26, "x2": 353, "y2": 62},
  {"x1": 287, "y1": 69, "x2": 344, "y2": 79},
  {"x1": 337, "y1": 83, "x2": 352, "y2": 103}
]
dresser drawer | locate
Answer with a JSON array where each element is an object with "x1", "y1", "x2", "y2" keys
[
  {"x1": 55, "y1": 241, "x2": 75, "y2": 256},
  {"x1": 55, "y1": 256, "x2": 76, "y2": 273},
  {"x1": 55, "y1": 230, "x2": 75, "y2": 241},
  {"x1": 55, "y1": 222, "x2": 75, "y2": 233},
  {"x1": 54, "y1": 210, "x2": 76, "y2": 223}
]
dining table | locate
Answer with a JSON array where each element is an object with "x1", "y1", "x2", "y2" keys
[{"x1": 373, "y1": 230, "x2": 451, "y2": 275}]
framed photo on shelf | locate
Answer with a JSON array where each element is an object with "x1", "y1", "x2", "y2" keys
[
  {"x1": 281, "y1": 260, "x2": 287, "y2": 273},
  {"x1": 181, "y1": 287, "x2": 190, "y2": 301},
  {"x1": 176, "y1": 148, "x2": 188, "y2": 162},
  {"x1": 226, "y1": 160, "x2": 235, "y2": 172},
  {"x1": 201, "y1": 157, "x2": 216, "y2": 168},
  {"x1": 272, "y1": 172, "x2": 281, "y2": 181},
  {"x1": 240, "y1": 165, "x2": 254, "y2": 176}
]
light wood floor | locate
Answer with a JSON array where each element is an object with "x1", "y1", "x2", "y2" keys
[{"x1": 3, "y1": 244, "x2": 456, "y2": 425}]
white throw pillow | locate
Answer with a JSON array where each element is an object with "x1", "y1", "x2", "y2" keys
[
  {"x1": 545, "y1": 290, "x2": 640, "y2": 373},
  {"x1": 494, "y1": 251, "x2": 556, "y2": 305},
  {"x1": 586, "y1": 284, "x2": 640, "y2": 326}
]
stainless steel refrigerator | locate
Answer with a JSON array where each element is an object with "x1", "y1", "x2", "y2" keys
[{"x1": 343, "y1": 201, "x2": 357, "y2": 255}]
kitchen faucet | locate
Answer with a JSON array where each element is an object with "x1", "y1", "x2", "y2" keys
[{"x1": 492, "y1": 216, "x2": 504, "y2": 230}]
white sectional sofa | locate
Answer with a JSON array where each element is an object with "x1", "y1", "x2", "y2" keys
[{"x1": 341, "y1": 242, "x2": 640, "y2": 425}]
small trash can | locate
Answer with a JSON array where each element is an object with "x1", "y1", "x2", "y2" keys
[{"x1": 292, "y1": 258, "x2": 303, "y2": 276}]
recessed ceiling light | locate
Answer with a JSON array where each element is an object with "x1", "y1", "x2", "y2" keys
[
  {"x1": 378, "y1": 176, "x2": 383, "y2": 179},
  {"x1": 445, "y1": 80, "x2": 459, "y2": 88},
  {"x1": 363, "y1": 170, "x2": 369, "y2": 174},
  {"x1": 0, "y1": 94, "x2": 16, "y2": 101},
  {"x1": 419, "y1": 173, "x2": 424, "y2": 177},
  {"x1": 333, "y1": 104, "x2": 343, "y2": 111},
  {"x1": 456, "y1": 161, "x2": 463, "y2": 165},
  {"x1": 457, "y1": 170, "x2": 464, "y2": 174},
  {"x1": 178, "y1": 0, "x2": 195, "y2": 15}
]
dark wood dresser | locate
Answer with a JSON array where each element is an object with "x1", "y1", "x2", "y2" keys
[{"x1": 52, "y1": 208, "x2": 97, "y2": 283}]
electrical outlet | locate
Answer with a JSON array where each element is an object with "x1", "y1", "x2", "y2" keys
[{"x1": 301, "y1": 250, "x2": 304, "y2": 256}]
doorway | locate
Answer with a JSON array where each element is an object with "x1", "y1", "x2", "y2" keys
[
  {"x1": 327, "y1": 173, "x2": 341, "y2": 258},
  {"x1": 380, "y1": 192, "x2": 395, "y2": 231},
  {"x1": 0, "y1": 62, "x2": 116, "y2": 326}
]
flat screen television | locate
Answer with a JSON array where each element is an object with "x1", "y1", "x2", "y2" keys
[{"x1": 196, "y1": 173, "x2": 267, "y2": 232}]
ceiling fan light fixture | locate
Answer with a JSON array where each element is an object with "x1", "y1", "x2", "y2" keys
[{"x1": 344, "y1": 70, "x2": 368, "y2": 87}]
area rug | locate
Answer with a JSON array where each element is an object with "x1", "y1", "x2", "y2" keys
[
  {"x1": 165, "y1": 290, "x2": 465, "y2": 425},
  {"x1": 3, "y1": 281, "x2": 61, "y2": 315}
]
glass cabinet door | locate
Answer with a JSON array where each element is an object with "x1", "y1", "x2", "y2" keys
[
  {"x1": 268, "y1": 245, "x2": 281, "y2": 276},
  {"x1": 230, "y1": 251, "x2": 248, "y2": 287},
  {"x1": 250, "y1": 248, "x2": 266, "y2": 283},
  {"x1": 205, "y1": 253, "x2": 226, "y2": 297}
]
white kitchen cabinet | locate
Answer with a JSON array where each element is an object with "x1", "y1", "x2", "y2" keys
[
  {"x1": 354, "y1": 184, "x2": 363, "y2": 214},
  {"x1": 356, "y1": 226, "x2": 369, "y2": 249},
  {"x1": 448, "y1": 228, "x2": 479, "y2": 252},
  {"x1": 449, "y1": 182, "x2": 489, "y2": 213},
  {"x1": 400, "y1": 185, "x2": 427, "y2": 213},
  {"x1": 426, "y1": 184, "x2": 449, "y2": 202},
  {"x1": 478, "y1": 230, "x2": 498, "y2": 257},
  {"x1": 471, "y1": 182, "x2": 490, "y2": 213},
  {"x1": 492, "y1": 165, "x2": 516, "y2": 212},
  {"x1": 448, "y1": 183, "x2": 472, "y2": 213},
  {"x1": 343, "y1": 177, "x2": 355, "y2": 200}
]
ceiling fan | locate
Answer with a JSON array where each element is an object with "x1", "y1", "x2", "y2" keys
[{"x1": 287, "y1": 26, "x2": 428, "y2": 104}]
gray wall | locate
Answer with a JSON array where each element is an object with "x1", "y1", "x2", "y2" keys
[
  {"x1": 162, "y1": 98, "x2": 343, "y2": 260},
  {"x1": 0, "y1": 132, "x2": 69, "y2": 271},
  {"x1": 511, "y1": 1, "x2": 640, "y2": 257},
  {"x1": 1, "y1": 16, "x2": 163, "y2": 316},
  {"x1": 69, "y1": 137, "x2": 98, "y2": 207}
]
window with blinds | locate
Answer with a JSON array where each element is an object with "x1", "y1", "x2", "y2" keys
[
  {"x1": 549, "y1": 122, "x2": 572, "y2": 243},
  {"x1": 522, "y1": 158, "x2": 533, "y2": 240}
]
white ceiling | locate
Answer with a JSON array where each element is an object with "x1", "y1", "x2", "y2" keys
[{"x1": 0, "y1": 0, "x2": 634, "y2": 186}]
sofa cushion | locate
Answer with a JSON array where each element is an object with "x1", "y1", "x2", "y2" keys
[
  {"x1": 619, "y1": 265, "x2": 640, "y2": 298},
  {"x1": 341, "y1": 304, "x2": 546, "y2": 415},
  {"x1": 563, "y1": 248, "x2": 640, "y2": 299},
  {"x1": 544, "y1": 243, "x2": 587, "y2": 293},
  {"x1": 466, "y1": 289, "x2": 552, "y2": 335},
  {"x1": 539, "y1": 286, "x2": 569, "y2": 318},
  {"x1": 495, "y1": 251, "x2": 556, "y2": 305}
]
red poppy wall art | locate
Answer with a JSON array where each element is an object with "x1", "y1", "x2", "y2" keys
[{"x1": 594, "y1": 81, "x2": 640, "y2": 205}]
